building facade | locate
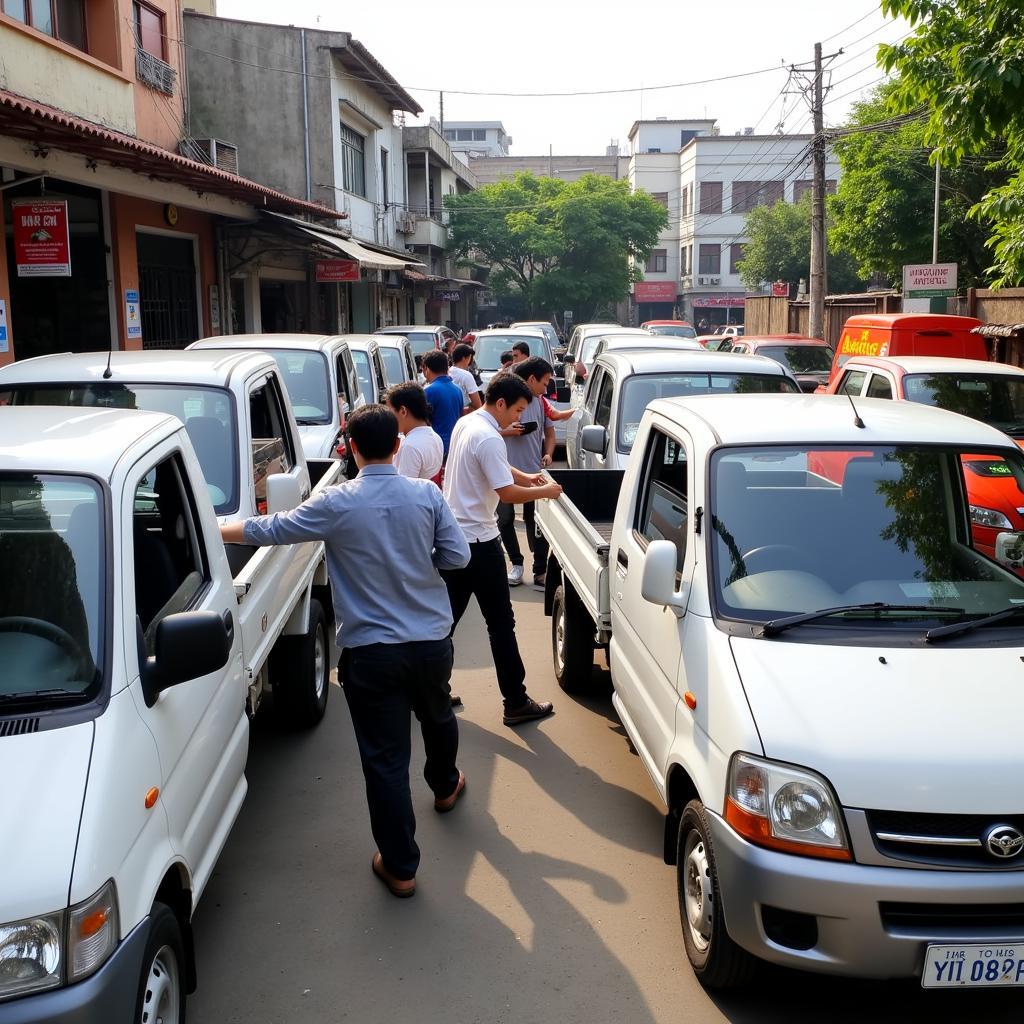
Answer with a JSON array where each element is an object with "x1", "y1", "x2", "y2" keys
[
  {"x1": 469, "y1": 146, "x2": 629, "y2": 186},
  {"x1": 441, "y1": 121, "x2": 511, "y2": 159}
]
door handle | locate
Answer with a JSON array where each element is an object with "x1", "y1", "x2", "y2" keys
[
  {"x1": 222, "y1": 609, "x2": 235, "y2": 642},
  {"x1": 616, "y1": 549, "x2": 629, "y2": 570}
]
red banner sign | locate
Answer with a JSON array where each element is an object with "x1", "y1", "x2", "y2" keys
[
  {"x1": 772, "y1": 281, "x2": 789, "y2": 297},
  {"x1": 12, "y1": 199, "x2": 70, "y2": 277},
  {"x1": 692, "y1": 297, "x2": 746, "y2": 307},
  {"x1": 315, "y1": 259, "x2": 360, "y2": 283},
  {"x1": 635, "y1": 281, "x2": 678, "y2": 302}
]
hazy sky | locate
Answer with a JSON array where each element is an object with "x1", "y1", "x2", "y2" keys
[{"x1": 216, "y1": 0, "x2": 908, "y2": 154}]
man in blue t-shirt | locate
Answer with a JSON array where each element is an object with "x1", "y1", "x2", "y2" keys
[{"x1": 422, "y1": 350, "x2": 465, "y2": 460}]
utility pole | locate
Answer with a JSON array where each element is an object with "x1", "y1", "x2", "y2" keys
[
  {"x1": 439, "y1": 91, "x2": 444, "y2": 135},
  {"x1": 809, "y1": 41, "x2": 827, "y2": 342},
  {"x1": 932, "y1": 158, "x2": 941, "y2": 263}
]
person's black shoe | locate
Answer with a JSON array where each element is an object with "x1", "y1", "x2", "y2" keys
[
  {"x1": 451, "y1": 695, "x2": 463, "y2": 707},
  {"x1": 503, "y1": 697, "x2": 554, "y2": 726}
]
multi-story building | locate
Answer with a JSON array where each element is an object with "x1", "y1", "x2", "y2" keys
[
  {"x1": 469, "y1": 145, "x2": 629, "y2": 186},
  {"x1": 442, "y1": 121, "x2": 512, "y2": 159},
  {"x1": 628, "y1": 118, "x2": 840, "y2": 327},
  {"x1": 0, "y1": 0, "x2": 337, "y2": 363}
]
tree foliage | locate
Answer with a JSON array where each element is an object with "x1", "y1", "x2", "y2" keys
[
  {"x1": 828, "y1": 84, "x2": 1006, "y2": 287},
  {"x1": 879, "y1": 0, "x2": 1024, "y2": 285},
  {"x1": 445, "y1": 172, "x2": 668, "y2": 319},
  {"x1": 738, "y1": 193, "x2": 861, "y2": 294}
]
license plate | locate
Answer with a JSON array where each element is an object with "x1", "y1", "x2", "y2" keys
[{"x1": 923, "y1": 943, "x2": 1024, "y2": 988}]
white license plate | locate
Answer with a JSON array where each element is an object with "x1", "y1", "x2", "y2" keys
[{"x1": 923, "y1": 943, "x2": 1024, "y2": 988}]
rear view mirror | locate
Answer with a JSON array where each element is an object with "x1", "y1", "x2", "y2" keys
[
  {"x1": 266, "y1": 472, "x2": 303, "y2": 515},
  {"x1": 142, "y1": 610, "x2": 233, "y2": 705},
  {"x1": 641, "y1": 540, "x2": 687, "y2": 614},
  {"x1": 581, "y1": 425, "x2": 607, "y2": 454}
]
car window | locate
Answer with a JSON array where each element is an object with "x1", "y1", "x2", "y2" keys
[
  {"x1": 594, "y1": 372, "x2": 614, "y2": 428},
  {"x1": 371, "y1": 350, "x2": 388, "y2": 395},
  {"x1": 379, "y1": 346, "x2": 404, "y2": 385},
  {"x1": 584, "y1": 368, "x2": 605, "y2": 415},
  {"x1": 249, "y1": 377, "x2": 296, "y2": 516},
  {"x1": 265, "y1": 350, "x2": 330, "y2": 425},
  {"x1": 838, "y1": 370, "x2": 867, "y2": 397},
  {"x1": 635, "y1": 429, "x2": 688, "y2": 573},
  {"x1": 351, "y1": 350, "x2": 375, "y2": 405},
  {"x1": 866, "y1": 374, "x2": 893, "y2": 399}
]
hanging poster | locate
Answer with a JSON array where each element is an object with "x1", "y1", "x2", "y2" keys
[
  {"x1": 12, "y1": 199, "x2": 71, "y2": 277},
  {"x1": 125, "y1": 289, "x2": 143, "y2": 340}
]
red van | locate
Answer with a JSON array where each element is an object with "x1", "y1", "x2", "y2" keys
[{"x1": 826, "y1": 313, "x2": 986, "y2": 386}]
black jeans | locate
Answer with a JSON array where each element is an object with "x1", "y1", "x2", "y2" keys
[
  {"x1": 441, "y1": 537, "x2": 528, "y2": 710},
  {"x1": 497, "y1": 500, "x2": 549, "y2": 578},
  {"x1": 340, "y1": 637, "x2": 459, "y2": 881}
]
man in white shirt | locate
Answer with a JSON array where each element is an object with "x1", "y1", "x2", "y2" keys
[
  {"x1": 388, "y1": 383, "x2": 444, "y2": 481},
  {"x1": 450, "y1": 344, "x2": 483, "y2": 411},
  {"x1": 442, "y1": 373, "x2": 562, "y2": 726}
]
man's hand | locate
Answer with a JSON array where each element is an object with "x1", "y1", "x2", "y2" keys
[
  {"x1": 500, "y1": 423, "x2": 525, "y2": 437},
  {"x1": 538, "y1": 482, "x2": 563, "y2": 500},
  {"x1": 540, "y1": 454, "x2": 553, "y2": 468},
  {"x1": 527, "y1": 471, "x2": 547, "y2": 486}
]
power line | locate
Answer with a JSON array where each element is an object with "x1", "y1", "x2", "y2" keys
[{"x1": 822, "y1": 7, "x2": 888, "y2": 43}]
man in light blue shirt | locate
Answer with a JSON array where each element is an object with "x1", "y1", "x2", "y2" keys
[{"x1": 220, "y1": 405, "x2": 470, "y2": 898}]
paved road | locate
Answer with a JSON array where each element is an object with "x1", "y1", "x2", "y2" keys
[{"x1": 190, "y1": 553, "x2": 1020, "y2": 1023}]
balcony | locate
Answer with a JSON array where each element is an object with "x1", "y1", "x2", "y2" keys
[
  {"x1": 403, "y1": 125, "x2": 478, "y2": 190},
  {"x1": 406, "y1": 210, "x2": 450, "y2": 249}
]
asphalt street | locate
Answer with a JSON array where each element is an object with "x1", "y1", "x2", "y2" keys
[{"x1": 190, "y1": 530, "x2": 1022, "y2": 1024}]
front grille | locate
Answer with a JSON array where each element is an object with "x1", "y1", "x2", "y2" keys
[
  {"x1": 881, "y1": 902, "x2": 1024, "y2": 935},
  {"x1": 0, "y1": 717, "x2": 39, "y2": 737},
  {"x1": 867, "y1": 810, "x2": 1024, "y2": 869}
]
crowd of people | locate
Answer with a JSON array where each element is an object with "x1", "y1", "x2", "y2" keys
[{"x1": 222, "y1": 335, "x2": 566, "y2": 899}]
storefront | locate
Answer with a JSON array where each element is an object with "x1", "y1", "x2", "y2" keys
[
  {"x1": 634, "y1": 280, "x2": 679, "y2": 324},
  {"x1": 690, "y1": 295, "x2": 746, "y2": 330}
]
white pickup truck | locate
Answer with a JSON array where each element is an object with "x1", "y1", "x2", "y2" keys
[
  {"x1": 538, "y1": 393, "x2": 1024, "y2": 989},
  {"x1": 0, "y1": 404, "x2": 334, "y2": 1022},
  {"x1": 0, "y1": 350, "x2": 341, "y2": 727}
]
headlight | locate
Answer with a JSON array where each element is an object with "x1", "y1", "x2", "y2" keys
[
  {"x1": 68, "y1": 880, "x2": 118, "y2": 982},
  {"x1": 970, "y1": 504, "x2": 1013, "y2": 530},
  {"x1": 0, "y1": 914, "x2": 62, "y2": 1001},
  {"x1": 725, "y1": 753, "x2": 850, "y2": 861}
]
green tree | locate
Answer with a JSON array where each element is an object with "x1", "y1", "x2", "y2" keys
[
  {"x1": 828, "y1": 83, "x2": 1007, "y2": 287},
  {"x1": 737, "y1": 193, "x2": 862, "y2": 293},
  {"x1": 446, "y1": 172, "x2": 668, "y2": 319},
  {"x1": 879, "y1": 0, "x2": 1024, "y2": 285}
]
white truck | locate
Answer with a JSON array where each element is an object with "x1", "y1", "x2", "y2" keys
[
  {"x1": 0, "y1": 350, "x2": 340, "y2": 727},
  {"x1": 538, "y1": 393, "x2": 1024, "y2": 989},
  {"x1": 0, "y1": 404, "x2": 334, "y2": 1022}
]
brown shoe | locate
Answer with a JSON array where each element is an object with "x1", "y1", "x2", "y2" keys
[
  {"x1": 503, "y1": 697, "x2": 554, "y2": 726},
  {"x1": 434, "y1": 771, "x2": 466, "y2": 813},
  {"x1": 372, "y1": 852, "x2": 416, "y2": 898}
]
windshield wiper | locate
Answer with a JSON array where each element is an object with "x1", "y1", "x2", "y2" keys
[
  {"x1": 925, "y1": 605, "x2": 1024, "y2": 643},
  {"x1": 294, "y1": 417, "x2": 323, "y2": 426},
  {"x1": 0, "y1": 688, "x2": 85, "y2": 705},
  {"x1": 760, "y1": 602, "x2": 964, "y2": 638}
]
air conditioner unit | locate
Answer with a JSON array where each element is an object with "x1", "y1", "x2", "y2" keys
[
  {"x1": 710, "y1": 277, "x2": 721, "y2": 286},
  {"x1": 697, "y1": 276, "x2": 710, "y2": 286}
]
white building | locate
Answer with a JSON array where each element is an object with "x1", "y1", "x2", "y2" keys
[
  {"x1": 628, "y1": 119, "x2": 840, "y2": 327},
  {"x1": 442, "y1": 121, "x2": 512, "y2": 158}
]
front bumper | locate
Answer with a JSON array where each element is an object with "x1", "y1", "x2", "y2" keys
[
  {"x1": 0, "y1": 917, "x2": 148, "y2": 1024},
  {"x1": 709, "y1": 812, "x2": 1024, "y2": 979}
]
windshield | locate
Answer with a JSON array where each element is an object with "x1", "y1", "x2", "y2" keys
[
  {"x1": 350, "y1": 351, "x2": 376, "y2": 405},
  {"x1": 648, "y1": 325, "x2": 698, "y2": 339},
  {"x1": 266, "y1": 350, "x2": 330, "y2": 425},
  {"x1": 581, "y1": 334, "x2": 645, "y2": 365},
  {"x1": 710, "y1": 445, "x2": 1024, "y2": 628},
  {"x1": 1, "y1": 384, "x2": 239, "y2": 514},
  {"x1": 475, "y1": 335, "x2": 548, "y2": 371},
  {"x1": 379, "y1": 347, "x2": 406, "y2": 384},
  {"x1": 0, "y1": 474, "x2": 104, "y2": 707},
  {"x1": 758, "y1": 345, "x2": 834, "y2": 374},
  {"x1": 903, "y1": 373, "x2": 1024, "y2": 438},
  {"x1": 618, "y1": 373, "x2": 797, "y2": 450},
  {"x1": 400, "y1": 333, "x2": 438, "y2": 356}
]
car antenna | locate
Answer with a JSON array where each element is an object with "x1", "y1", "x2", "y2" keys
[
  {"x1": 102, "y1": 334, "x2": 113, "y2": 379},
  {"x1": 846, "y1": 392, "x2": 865, "y2": 429}
]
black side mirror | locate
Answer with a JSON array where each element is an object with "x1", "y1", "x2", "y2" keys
[{"x1": 141, "y1": 610, "x2": 233, "y2": 707}]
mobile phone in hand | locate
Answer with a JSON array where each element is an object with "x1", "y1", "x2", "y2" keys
[{"x1": 518, "y1": 420, "x2": 538, "y2": 435}]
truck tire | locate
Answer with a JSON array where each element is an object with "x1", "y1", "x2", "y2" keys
[
  {"x1": 273, "y1": 598, "x2": 329, "y2": 728},
  {"x1": 552, "y1": 583, "x2": 594, "y2": 693},
  {"x1": 677, "y1": 800, "x2": 757, "y2": 990},
  {"x1": 135, "y1": 902, "x2": 186, "y2": 1024}
]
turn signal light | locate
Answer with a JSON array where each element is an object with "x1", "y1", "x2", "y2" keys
[
  {"x1": 144, "y1": 787, "x2": 159, "y2": 809},
  {"x1": 78, "y1": 909, "x2": 108, "y2": 938},
  {"x1": 725, "y1": 797, "x2": 851, "y2": 861}
]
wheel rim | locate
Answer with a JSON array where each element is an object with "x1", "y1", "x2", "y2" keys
[
  {"x1": 140, "y1": 944, "x2": 180, "y2": 1024},
  {"x1": 313, "y1": 622, "x2": 327, "y2": 701},
  {"x1": 554, "y1": 598, "x2": 566, "y2": 674},
  {"x1": 683, "y1": 829, "x2": 714, "y2": 953}
]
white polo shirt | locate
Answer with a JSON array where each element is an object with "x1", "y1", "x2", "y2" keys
[
  {"x1": 443, "y1": 408, "x2": 514, "y2": 542},
  {"x1": 394, "y1": 425, "x2": 444, "y2": 480},
  {"x1": 450, "y1": 365, "x2": 482, "y2": 408}
]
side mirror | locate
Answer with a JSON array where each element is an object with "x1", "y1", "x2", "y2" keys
[
  {"x1": 580, "y1": 424, "x2": 607, "y2": 455},
  {"x1": 142, "y1": 610, "x2": 233, "y2": 706},
  {"x1": 996, "y1": 531, "x2": 1024, "y2": 570},
  {"x1": 266, "y1": 472, "x2": 303, "y2": 515},
  {"x1": 641, "y1": 540, "x2": 687, "y2": 613}
]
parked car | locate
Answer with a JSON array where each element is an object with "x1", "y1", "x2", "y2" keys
[
  {"x1": 0, "y1": 400, "x2": 339, "y2": 1019},
  {"x1": 187, "y1": 334, "x2": 363, "y2": 461},
  {"x1": 373, "y1": 333, "x2": 419, "y2": 386},
  {"x1": 565, "y1": 349, "x2": 798, "y2": 470},
  {"x1": 827, "y1": 313, "x2": 986, "y2": 386},
  {"x1": 511, "y1": 321, "x2": 562, "y2": 355},
  {"x1": 697, "y1": 335, "x2": 734, "y2": 351},
  {"x1": 345, "y1": 337, "x2": 390, "y2": 406},
  {"x1": 374, "y1": 324, "x2": 459, "y2": 357},
  {"x1": 562, "y1": 325, "x2": 651, "y2": 393},
  {"x1": 642, "y1": 319, "x2": 698, "y2": 339},
  {"x1": 592, "y1": 336, "x2": 705, "y2": 361},
  {"x1": 728, "y1": 334, "x2": 835, "y2": 393},
  {"x1": 539, "y1": 392, "x2": 1024, "y2": 989},
  {"x1": 712, "y1": 324, "x2": 744, "y2": 337}
]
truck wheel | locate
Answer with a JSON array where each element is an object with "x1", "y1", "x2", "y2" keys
[
  {"x1": 677, "y1": 800, "x2": 757, "y2": 990},
  {"x1": 552, "y1": 584, "x2": 594, "y2": 693},
  {"x1": 135, "y1": 902, "x2": 186, "y2": 1024},
  {"x1": 273, "y1": 598, "x2": 329, "y2": 728}
]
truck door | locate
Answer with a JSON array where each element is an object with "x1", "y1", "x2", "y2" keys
[
  {"x1": 610, "y1": 424, "x2": 693, "y2": 775},
  {"x1": 125, "y1": 446, "x2": 246, "y2": 881}
]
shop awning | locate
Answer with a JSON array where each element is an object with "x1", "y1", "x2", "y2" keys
[{"x1": 264, "y1": 212, "x2": 422, "y2": 269}]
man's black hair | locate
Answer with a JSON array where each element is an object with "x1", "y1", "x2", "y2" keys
[
  {"x1": 514, "y1": 356, "x2": 553, "y2": 383},
  {"x1": 451, "y1": 343, "x2": 475, "y2": 364},
  {"x1": 500, "y1": 350, "x2": 514, "y2": 366},
  {"x1": 511, "y1": 340, "x2": 531, "y2": 356},
  {"x1": 422, "y1": 349, "x2": 450, "y2": 375},
  {"x1": 387, "y1": 382, "x2": 431, "y2": 422},
  {"x1": 348, "y1": 404, "x2": 399, "y2": 460},
  {"x1": 485, "y1": 372, "x2": 533, "y2": 407}
]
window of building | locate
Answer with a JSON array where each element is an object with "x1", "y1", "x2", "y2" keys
[
  {"x1": 133, "y1": 0, "x2": 163, "y2": 58},
  {"x1": 3, "y1": 0, "x2": 87, "y2": 49},
  {"x1": 456, "y1": 129, "x2": 474, "y2": 141},
  {"x1": 732, "y1": 180, "x2": 785, "y2": 213},
  {"x1": 340, "y1": 123, "x2": 366, "y2": 198},
  {"x1": 698, "y1": 244, "x2": 721, "y2": 275},
  {"x1": 646, "y1": 148, "x2": 662, "y2": 154},
  {"x1": 729, "y1": 243, "x2": 745, "y2": 275},
  {"x1": 652, "y1": 192, "x2": 669, "y2": 208},
  {"x1": 380, "y1": 147, "x2": 389, "y2": 207},
  {"x1": 650, "y1": 249, "x2": 667, "y2": 273},
  {"x1": 443, "y1": 130, "x2": 455, "y2": 141},
  {"x1": 473, "y1": 129, "x2": 486, "y2": 141},
  {"x1": 699, "y1": 181, "x2": 722, "y2": 215},
  {"x1": 680, "y1": 246, "x2": 688, "y2": 276}
]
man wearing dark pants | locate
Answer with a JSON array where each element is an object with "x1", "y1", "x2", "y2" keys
[
  {"x1": 220, "y1": 405, "x2": 470, "y2": 899},
  {"x1": 442, "y1": 373, "x2": 563, "y2": 725},
  {"x1": 497, "y1": 357, "x2": 556, "y2": 589}
]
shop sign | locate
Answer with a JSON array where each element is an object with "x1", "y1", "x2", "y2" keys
[
  {"x1": 772, "y1": 281, "x2": 789, "y2": 297},
  {"x1": 12, "y1": 199, "x2": 71, "y2": 277},
  {"x1": 692, "y1": 297, "x2": 746, "y2": 307},
  {"x1": 125, "y1": 289, "x2": 142, "y2": 340},
  {"x1": 0, "y1": 299, "x2": 8, "y2": 353},
  {"x1": 635, "y1": 281, "x2": 677, "y2": 302},
  {"x1": 315, "y1": 259, "x2": 360, "y2": 283},
  {"x1": 902, "y1": 262, "x2": 957, "y2": 298},
  {"x1": 436, "y1": 290, "x2": 462, "y2": 302}
]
